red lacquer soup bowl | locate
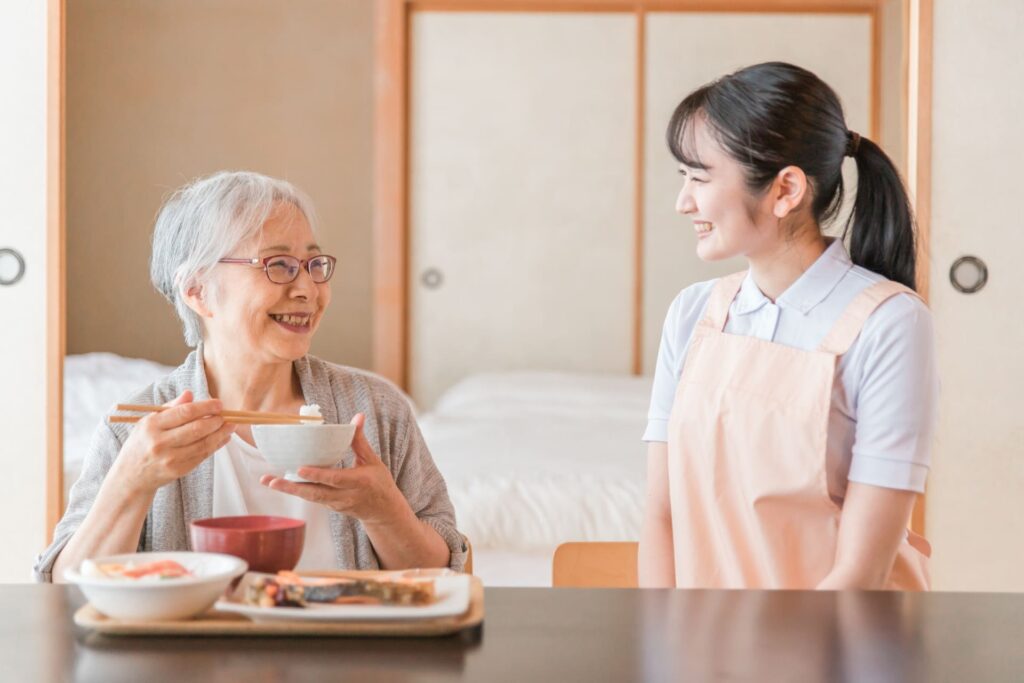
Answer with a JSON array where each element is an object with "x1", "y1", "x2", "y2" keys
[{"x1": 190, "y1": 516, "x2": 305, "y2": 573}]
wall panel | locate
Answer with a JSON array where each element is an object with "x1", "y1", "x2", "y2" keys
[{"x1": 67, "y1": 0, "x2": 374, "y2": 367}]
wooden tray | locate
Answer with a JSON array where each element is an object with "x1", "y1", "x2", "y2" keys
[{"x1": 74, "y1": 574, "x2": 484, "y2": 638}]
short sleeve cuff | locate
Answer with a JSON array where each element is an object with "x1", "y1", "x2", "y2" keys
[
  {"x1": 848, "y1": 454, "x2": 929, "y2": 494},
  {"x1": 642, "y1": 419, "x2": 669, "y2": 443},
  {"x1": 420, "y1": 516, "x2": 469, "y2": 572}
]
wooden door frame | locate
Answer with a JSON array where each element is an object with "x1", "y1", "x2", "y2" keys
[
  {"x1": 378, "y1": 0, "x2": 937, "y2": 540},
  {"x1": 907, "y1": 0, "x2": 933, "y2": 534},
  {"x1": 375, "y1": 0, "x2": 933, "y2": 535},
  {"x1": 374, "y1": 0, "x2": 891, "y2": 389},
  {"x1": 46, "y1": 0, "x2": 66, "y2": 541},
  {"x1": 907, "y1": 0, "x2": 932, "y2": 302}
]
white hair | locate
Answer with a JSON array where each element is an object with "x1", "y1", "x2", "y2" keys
[{"x1": 150, "y1": 171, "x2": 319, "y2": 347}]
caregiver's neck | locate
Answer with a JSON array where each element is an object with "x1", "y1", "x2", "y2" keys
[
  {"x1": 746, "y1": 220, "x2": 829, "y2": 303},
  {"x1": 202, "y1": 342, "x2": 302, "y2": 412}
]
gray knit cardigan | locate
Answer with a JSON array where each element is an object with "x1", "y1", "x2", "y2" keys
[{"x1": 33, "y1": 348, "x2": 466, "y2": 581}]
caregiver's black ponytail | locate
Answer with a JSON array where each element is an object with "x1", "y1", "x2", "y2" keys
[
  {"x1": 667, "y1": 61, "x2": 917, "y2": 289},
  {"x1": 845, "y1": 134, "x2": 916, "y2": 289}
]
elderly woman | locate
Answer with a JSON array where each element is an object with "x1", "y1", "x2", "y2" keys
[{"x1": 34, "y1": 171, "x2": 465, "y2": 582}]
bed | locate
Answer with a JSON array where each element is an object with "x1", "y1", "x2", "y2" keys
[
  {"x1": 63, "y1": 353, "x2": 176, "y2": 501},
  {"x1": 418, "y1": 371, "x2": 650, "y2": 586},
  {"x1": 63, "y1": 355, "x2": 651, "y2": 586}
]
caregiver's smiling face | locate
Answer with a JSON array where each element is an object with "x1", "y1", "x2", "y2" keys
[
  {"x1": 674, "y1": 116, "x2": 779, "y2": 263},
  {"x1": 204, "y1": 201, "x2": 332, "y2": 363}
]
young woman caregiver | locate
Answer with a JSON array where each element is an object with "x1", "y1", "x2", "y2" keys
[{"x1": 639, "y1": 62, "x2": 936, "y2": 590}]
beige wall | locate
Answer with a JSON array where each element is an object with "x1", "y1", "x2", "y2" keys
[{"x1": 66, "y1": 0, "x2": 374, "y2": 368}]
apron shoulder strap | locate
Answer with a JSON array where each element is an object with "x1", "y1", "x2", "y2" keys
[
  {"x1": 699, "y1": 271, "x2": 747, "y2": 332},
  {"x1": 817, "y1": 280, "x2": 921, "y2": 355}
]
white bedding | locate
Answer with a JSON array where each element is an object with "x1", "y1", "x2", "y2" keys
[
  {"x1": 419, "y1": 371, "x2": 651, "y2": 584},
  {"x1": 64, "y1": 357, "x2": 652, "y2": 587},
  {"x1": 63, "y1": 353, "x2": 175, "y2": 497}
]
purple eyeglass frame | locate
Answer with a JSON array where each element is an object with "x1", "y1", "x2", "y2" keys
[{"x1": 218, "y1": 254, "x2": 337, "y2": 284}]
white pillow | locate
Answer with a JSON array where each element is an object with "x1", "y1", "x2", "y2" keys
[
  {"x1": 64, "y1": 353, "x2": 176, "y2": 470},
  {"x1": 431, "y1": 371, "x2": 653, "y2": 421}
]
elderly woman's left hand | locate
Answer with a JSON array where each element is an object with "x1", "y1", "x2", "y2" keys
[{"x1": 259, "y1": 413, "x2": 406, "y2": 525}]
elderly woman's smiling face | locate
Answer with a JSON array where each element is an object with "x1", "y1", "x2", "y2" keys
[{"x1": 201, "y1": 201, "x2": 331, "y2": 362}]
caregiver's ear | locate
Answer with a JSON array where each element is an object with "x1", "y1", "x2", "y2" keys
[
  {"x1": 182, "y1": 280, "x2": 214, "y2": 319},
  {"x1": 770, "y1": 165, "x2": 809, "y2": 218}
]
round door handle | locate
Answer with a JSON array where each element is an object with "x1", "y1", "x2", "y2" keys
[
  {"x1": 949, "y1": 255, "x2": 988, "y2": 294},
  {"x1": 420, "y1": 267, "x2": 444, "y2": 290},
  {"x1": 0, "y1": 248, "x2": 26, "y2": 286}
]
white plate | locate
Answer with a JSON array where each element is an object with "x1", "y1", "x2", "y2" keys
[{"x1": 214, "y1": 572, "x2": 472, "y2": 622}]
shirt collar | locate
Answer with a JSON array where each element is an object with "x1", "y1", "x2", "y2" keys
[
  {"x1": 732, "y1": 271, "x2": 771, "y2": 316},
  {"x1": 731, "y1": 238, "x2": 853, "y2": 316}
]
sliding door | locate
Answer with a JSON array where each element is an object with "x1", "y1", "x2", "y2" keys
[
  {"x1": 926, "y1": 0, "x2": 1024, "y2": 591},
  {"x1": 0, "y1": 0, "x2": 58, "y2": 580},
  {"x1": 409, "y1": 12, "x2": 636, "y2": 407}
]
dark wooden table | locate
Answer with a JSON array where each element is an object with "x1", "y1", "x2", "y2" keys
[{"x1": 4, "y1": 585, "x2": 1023, "y2": 682}]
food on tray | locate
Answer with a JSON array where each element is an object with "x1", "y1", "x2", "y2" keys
[
  {"x1": 244, "y1": 571, "x2": 437, "y2": 608},
  {"x1": 80, "y1": 558, "x2": 194, "y2": 580}
]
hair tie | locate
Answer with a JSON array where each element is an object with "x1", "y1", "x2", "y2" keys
[{"x1": 845, "y1": 131, "x2": 861, "y2": 157}]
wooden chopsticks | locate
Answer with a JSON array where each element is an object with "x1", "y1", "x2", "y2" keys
[{"x1": 109, "y1": 403, "x2": 325, "y2": 425}]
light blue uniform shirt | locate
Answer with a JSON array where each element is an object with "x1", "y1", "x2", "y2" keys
[{"x1": 644, "y1": 239, "x2": 937, "y2": 499}]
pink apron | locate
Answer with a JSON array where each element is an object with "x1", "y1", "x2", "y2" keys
[{"x1": 666, "y1": 272, "x2": 930, "y2": 590}]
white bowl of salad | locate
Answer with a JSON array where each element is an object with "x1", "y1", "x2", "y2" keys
[{"x1": 65, "y1": 551, "x2": 248, "y2": 621}]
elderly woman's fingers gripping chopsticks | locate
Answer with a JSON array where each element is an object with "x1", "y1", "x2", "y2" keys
[
  {"x1": 111, "y1": 391, "x2": 235, "y2": 494},
  {"x1": 148, "y1": 393, "x2": 235, "y2": 448}
]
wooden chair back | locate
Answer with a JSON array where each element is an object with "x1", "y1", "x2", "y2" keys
[{"x1": 552, "y1": 542, "x2": 638, "y2": 588}]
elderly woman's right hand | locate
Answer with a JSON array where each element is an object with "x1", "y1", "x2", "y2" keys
[{"x1": 111, "y1": 390, "x2": 234, "y2": 496}]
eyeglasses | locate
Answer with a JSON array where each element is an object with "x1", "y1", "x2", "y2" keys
[{"x1": 218, "y1": 254, "x2": 337, "y2": 284}]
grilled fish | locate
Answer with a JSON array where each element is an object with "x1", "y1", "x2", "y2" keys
[{"x1": 245, "y1": 571, "x2": 436, "y2": 608}]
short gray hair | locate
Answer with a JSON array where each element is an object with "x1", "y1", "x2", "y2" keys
[{"x1": 150, "y1": 171, "x2": 319, "y2": 347}]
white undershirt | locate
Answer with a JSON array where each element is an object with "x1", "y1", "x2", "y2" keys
[{"x1": 212, "y1": 434, "x2": 337, "y2": 571}]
